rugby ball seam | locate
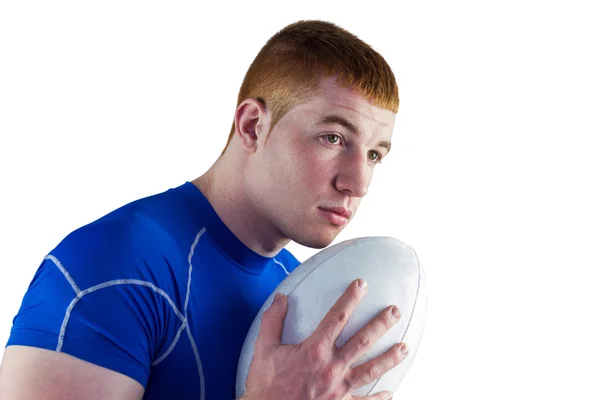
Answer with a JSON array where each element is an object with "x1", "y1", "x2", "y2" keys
[
  {"x1": 366, "y1": 244, "x2": 422, "y2": 394},
  {"x1": 398, "y1": 248, "x2": 422, "y2": 347}
]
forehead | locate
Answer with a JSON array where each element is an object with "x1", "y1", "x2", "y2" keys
[{"x1": 305, "y1": 77, "x2": 396, "y2": 131}]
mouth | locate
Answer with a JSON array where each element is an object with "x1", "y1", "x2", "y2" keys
[{"x1": 318, "y1": 207, "x2": 352, "y2": 226}]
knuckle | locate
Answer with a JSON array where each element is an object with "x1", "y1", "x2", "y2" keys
[
  {"x1": 377, "y1": 313, "x2": 393, "y2": 331},
  {"x1": 261, "y1": 306, "x2": 278, "y2": 319},
  {"x1": 349, "y1": 287, "x2": 363, "y2": 301},
  {"x1": 390, "y1": 344, "x2": 403, "y2": 365},
  {"x1": 334, "y1": 308, "x2": 350, "y2": 324},
  {"x1": 356, "y1": 333, "x2": 371, "y2": 351},
  {"x1": 258, "y1": 313, "x2": 276, "y2": 329},
  {"x1": 306, "y1": 342, "x2": 329, "y2": 364},
  {"x1": 366, "y1": 364, "x2": 380, "y2": 381},
  {"x1": 320, "y1": 363, "x2": 338, "y2": 383}
]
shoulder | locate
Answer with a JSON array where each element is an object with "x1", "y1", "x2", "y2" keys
[
  {"x1": 48, "y1": 185, "x2": 195, "y2": 294},
  {"x1": 6, "y1": 184, "x2": 199, "y2": 388}
]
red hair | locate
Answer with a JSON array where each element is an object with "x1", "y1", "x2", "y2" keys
[{"x1": 223, "y1": 20, "x2": 399, "y2": 151}]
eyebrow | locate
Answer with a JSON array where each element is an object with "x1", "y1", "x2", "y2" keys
[{"x1": 318, "y1": 114, "x2": 392, "y2": 153}]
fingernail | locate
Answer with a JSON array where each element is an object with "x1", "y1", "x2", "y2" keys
[
  {"x1": 274, "y1": 293, "x2": 284, "y2": 304},
  {"x1": 400, "y1": 343, "x2": 409, "y2": 356},
  {"x1": 384, "y1": 391, "x2": 394, "y2": 399},
  {"x1": 391, "y1": 305, "x2": 401, "y2": 319},
  {"x1": 357, "y1": 279, "x2": 367, "y2": 289}
]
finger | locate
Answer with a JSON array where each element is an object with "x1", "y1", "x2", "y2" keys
[
  {"x1": 347, "y1": 342, "x2": 408, "y2": 391},
  {"x1": 338, "y1": 305, "x2": 401, "y2": 366},
  {"x1": 309, "y1": 278, "x2": 367, "y2": 344},
  {"x1": 255, "y1": 293, "x2": 288, "y2": 352}
]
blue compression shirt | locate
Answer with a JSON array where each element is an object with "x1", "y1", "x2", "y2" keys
[{"x1": 7, "y1": 181, "x2": 300, "y2": 399}]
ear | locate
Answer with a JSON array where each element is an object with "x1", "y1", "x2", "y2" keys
[{"x1": 233, "y1": 98, "x2": 270, "y2": 153}]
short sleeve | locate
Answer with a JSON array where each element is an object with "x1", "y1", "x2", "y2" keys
[{"x1": 7, "y1": 223, "x2": 184, "y2": 388}]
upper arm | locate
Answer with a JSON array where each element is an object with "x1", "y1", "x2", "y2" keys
[
  {"x1": 4, "y1": 222, "x2": 185, "y2": 397},
  {"x1": 0, "y1": 345, "x2": 144, "y2": 400},
  {"x1": 6, "y1": 255, "x2": 167, "y2": 387}
]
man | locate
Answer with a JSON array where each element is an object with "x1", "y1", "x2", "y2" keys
[{"x1": 0, "y1": 20, "x2": 407, "y2": 399}]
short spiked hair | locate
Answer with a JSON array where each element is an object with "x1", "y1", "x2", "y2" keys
[{"x1": 223, "y1": 20, "x2": 399, "y2": 150}]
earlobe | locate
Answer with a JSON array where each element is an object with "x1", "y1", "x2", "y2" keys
[{"x1": 234, "y1": 99, "x2": 269, "y2": 153}]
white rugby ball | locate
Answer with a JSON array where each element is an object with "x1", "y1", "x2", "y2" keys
[{"x1": 236, "y1": 236, "x2": 427, "y2": 397}]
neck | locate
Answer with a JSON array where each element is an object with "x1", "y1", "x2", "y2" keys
[{"x1": 191, "y1": 153, "x2": 290, "y2": 258}]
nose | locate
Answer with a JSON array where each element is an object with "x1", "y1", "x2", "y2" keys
[{"x1": 334, "y1": 151, "x2": 372, "y2": 197}]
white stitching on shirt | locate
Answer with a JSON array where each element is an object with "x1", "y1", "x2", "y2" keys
[
  {"x1": 184, "y1": 228, "x2": 206, "y2": 400},
  {"x1": 152, "y1": 319, "x2": 188, "y2": 365},
  {"x1": 273, "y1": 258, "x2": 290, "y2": 275},
  {"x1": 152, "y1": 227, "x2": 205, "y2": 367},
  {"x1": 151, "y1": 227, "x2": 206, "y2": 399},
  {"x1": 46, "y1": 254, "x2": 81, "y2": 295},
  {"x1": 186, "y1": 322, "x2": 205, "y2": 400},
  {"x1": 185, "y1": 227, "x2": 204, "y2": 310},
  {"x1": 55, "y1": 278, "x2": 186, "y2": 352},
  {"x1": 50, "y1": 226, "x2": 206, "y2": 398}
]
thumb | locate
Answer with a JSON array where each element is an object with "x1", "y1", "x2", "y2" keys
[{"x1": 256, "y1": 293, "x2": 288, "y2": 351}]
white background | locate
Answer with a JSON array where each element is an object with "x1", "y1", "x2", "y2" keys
[{"x1": 1, "y1": 1, "x2": 599, "y2": 398}]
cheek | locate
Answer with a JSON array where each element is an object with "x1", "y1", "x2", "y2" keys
[
  {"x1": 295, "y1": 152, "x2": 332, "y2": 188},
  {"x1": 271, "y1": 137, "x2": 335, "y2": 191}
]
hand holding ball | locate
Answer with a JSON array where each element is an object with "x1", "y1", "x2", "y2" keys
[{"x1": 236, "y1": 237, "x2": 427, "y2": 399}]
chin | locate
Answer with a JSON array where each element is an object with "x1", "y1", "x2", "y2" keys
[{"x1": 291, "y1": 229, "x2": 340, "y2": 249}]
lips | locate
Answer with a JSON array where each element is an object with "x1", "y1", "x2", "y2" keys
[
  {"x1": 318, "y1": 207, "x2": 352, "y2": 226},
  {"x1": 319, "y1": 207, "x2": 352, "y2": 219}
]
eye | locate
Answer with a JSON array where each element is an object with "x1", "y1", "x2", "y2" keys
[
  {"x1": 368, "y1": 150, "x2": 383, "y2": 163},
  {"x1": 320, "y1": 133, "x2": 343, "y2": 147},
  {"x1": 325, "y1": 134, "x2": 341, "y2": 144}
]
